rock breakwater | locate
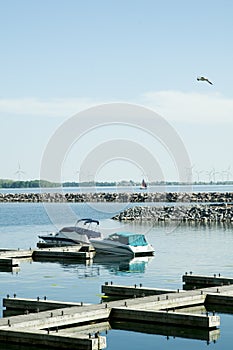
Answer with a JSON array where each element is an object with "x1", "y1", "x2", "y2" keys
[
  {"x1": 112, "y1": 204, "x2": 233, "y2": 222},
  {"x1": 0, "y1": 191, "x2": 233, "y2": 203}
]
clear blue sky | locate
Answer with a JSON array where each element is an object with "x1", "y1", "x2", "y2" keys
[{"x1": 1, "y1": 0, "x2": 233, "y2": 183}]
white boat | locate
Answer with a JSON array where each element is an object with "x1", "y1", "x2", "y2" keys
[
  {"x1": 37, "y1": 218, "x2": 102, "y2": 247},
  {"x1": 90, "y1": 231, "x2": 154, "y2": 257}
]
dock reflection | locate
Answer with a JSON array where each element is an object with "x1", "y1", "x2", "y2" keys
[
  {"x1": 0, "y1": 265, "x2": 20, "y2": 273},
  {"x1": 32, "y1": 254, "x2": 153, "y2": 277},
  {"x1": 0, "y1": 318, "x2": 219, "y2": 350},
  {"x1": 110, "y1": 319, "x2": 220, "y2": 343}
]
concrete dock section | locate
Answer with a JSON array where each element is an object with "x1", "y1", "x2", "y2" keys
[
  {"x1": 102, "y1": 283, "x2": 180, "y2": 298},
  {"x1": 3, "y1": 297, "x2": 90, "y2": 313},
  {"x1": 183, "y1": 273, "x2": 233, "y2": 289},
  {"x1": 33, "y1": 245, "x2": 95, "y2": 261},
  {"x1": 111, "y1": 308, "x2": 219, "y2": 328},
  {"x1": 0, "y1": 328, "x2": 106, "y2": 350},
  {"x1": 0, "y1": 304, "x2": 109, "y2": 349},
  {"x1": 0, "y1": 249, "x2": 33, "y2": 269},
  {"x1": 4, "y1": 273, "x2": 233, "y2": 348},
  {"x1": 0, "y1": 245, "x2": 95, "y2": 271}
]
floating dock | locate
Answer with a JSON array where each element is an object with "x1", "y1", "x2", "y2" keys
[
  {"x1": 3, "y1": 273, "x2": 233, "y2": 348},
  {"x1": 102, "y1": 282, "x2": 180, "y2": 298},
  {"x1": 0, "y1": 249, "x2": 33, "y2": 266},
  {"x1": 4, "y1": 273, "x2": 233, "y2": 348},
  {"x1": 183, "y1": 272, "x2": 233, "y2": 289},
  {"x1": 3, "y1": 296, "x2": 90, "y2": 313},
  {"x1": 0, "y1": 245, "x2": 95, "y2": 270},
  {"x1": 32, "y1": 245, "x2": 95, "y2": 261}
]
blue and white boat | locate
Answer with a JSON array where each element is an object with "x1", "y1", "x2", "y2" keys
[{"x1": 90, "y1": 231, "x2": 154, "y2": 257}]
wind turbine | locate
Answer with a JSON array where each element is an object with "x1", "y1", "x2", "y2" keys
[
  {"x1": 194, "y1": 170, "x2": 204, "y2": 183},
  {"x1": 15, "y1": 162, "x2": 25, "y2": 181},
  {"x1": 74, "y1": 170, "x2": 80, "y2": 182},
  {"x1": 223, "y1": 166, "x2": 232, "y2": 182},
  {"x1": 211, "y1": 168, "x2": 219, "y2": 183},
  {"x1": 185, "y1": 165, "x2": 195, "y2": 183},
  {"x1": 206, "y1": 169, "x2": 214, "y2": 183}
]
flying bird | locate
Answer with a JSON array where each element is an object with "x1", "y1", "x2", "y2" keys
[{"x1": 197, "y1": 76, "x2": 213, "y2": 85}]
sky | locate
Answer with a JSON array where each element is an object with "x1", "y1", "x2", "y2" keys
[{"x1": 1, "y1": 0, "x2": 233, "y2": 183}]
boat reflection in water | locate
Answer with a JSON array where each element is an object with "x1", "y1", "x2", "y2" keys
[
  {"x1": 32, "y1": 254, "x2": 153, "y2": 278},
  {"x1": 93, "y1": 255, "x2": 154, "y2": 275}
]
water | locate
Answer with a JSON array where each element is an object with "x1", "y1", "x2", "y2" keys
[
  {"x1": 1, "y1": 183, "x2": 233, "y2": 194},
  {"x1": 0, "y1": 198, "x2": 233, "y2": 349}
]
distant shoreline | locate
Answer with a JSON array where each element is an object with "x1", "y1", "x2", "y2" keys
[{"x1": 0, "y1": 179, "x2": 233, "y2": 189}]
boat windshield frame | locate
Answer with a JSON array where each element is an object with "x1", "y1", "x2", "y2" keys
[{"x1": 75, "y1": 218, "x2": 100, "y2": 226}]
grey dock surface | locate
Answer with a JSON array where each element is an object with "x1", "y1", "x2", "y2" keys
[
  {"x1": 0, "y1": 249, "x2": 33, "y2": 268},
  {"x1": 32, "y1": 245, "x2": 95, "y2": 261},
  {"x1": 3, "y1": 297, "x2": 90, "y2": 313},
  {"x1": 102, "y1": 283, "x2": 180, "y2": 298},
  {"x1": 0, "y1": 276, "x2": 227, "y2": 349},
  {"x1": 0, "y1": 246, "x2": 95, "y2": 269},
  {"x1": 183, "y1": 272, "x2": 233, "y2": 289},
  {"x1": 3, "y1": 273, "x2": 233, "y2": 348}
]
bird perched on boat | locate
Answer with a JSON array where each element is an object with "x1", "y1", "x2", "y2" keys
[{"x1": 197, "y1": 76, "x2": 213, "y2": 85}]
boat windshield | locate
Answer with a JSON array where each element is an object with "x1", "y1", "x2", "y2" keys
[{"x1": 109, "y1": 232, "x2": 148, "y2": 246}]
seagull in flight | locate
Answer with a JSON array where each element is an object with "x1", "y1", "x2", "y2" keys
[{"x1": 197, "y1": 76, "x2": 213, "y2": 85}]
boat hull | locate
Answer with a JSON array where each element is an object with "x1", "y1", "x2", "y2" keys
[{"x1": 90, "y1": 239, "x2": 154, "y2": 257}]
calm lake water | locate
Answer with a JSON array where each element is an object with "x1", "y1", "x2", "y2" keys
[
  {"x1": 1, "y1": 183, "x2": 233, "y2": 193},
  {"x1": 0, "y1": 193, "x2": 233, "y2": 349}
]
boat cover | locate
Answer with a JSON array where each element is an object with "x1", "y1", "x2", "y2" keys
[{"x1": 109, "y1": 232, "x2": 148, "y2": 246}]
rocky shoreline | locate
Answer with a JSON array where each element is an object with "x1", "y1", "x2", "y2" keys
[
  {"x1": 0, "y1": 191, "x2": 233, "y2": 203},
  {"x1": 1, "y1": 191, "x2": 233, "y2": 222},
  {"x1": 111, "y1": 204, "x2": 233, "y2": 222}
]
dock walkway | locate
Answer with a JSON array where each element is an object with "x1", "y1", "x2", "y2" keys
[
  {"x1": 3, "y1": 273, "x2": 233, "y2": 348},
  {"x1": 0, "y1": 246, "x2": 95, "y2": 271}
]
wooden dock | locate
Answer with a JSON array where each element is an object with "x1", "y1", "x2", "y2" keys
[
  {"x1": 0, "y1": 245, "x2": 95, "y2": 269},
  {"x1": 0, "y1": 294, "x2": 219, "y2": 348},
  {"x1": 33, "y1": 245, "x2": 95, "y2": 261},
  {"x1": 3, "y1": 296, "x2": 90, "y2": 313},
  {"x1": 183, "y1": 272, "x2": 233, "y2": 289},
  {"x1": 2, "y1": 273, "x2": 233, "y2": 348},
  {"x1": 0, "y1": 249, "x2": 33, "y2": 268},
  {"x1": 102, "y1": 282, "x2": 181, "y2": 298},
  {"x1": 2, "y1": 273, "x2": 232, "y2": 349}
]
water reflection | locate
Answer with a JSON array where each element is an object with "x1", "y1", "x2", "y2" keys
[
  {"x1": 128, "y1": 219, "x2": 233, "y2": 231},
  {"x1": 0, "y1": 265, "x2": 20, "y2": 273},
  {"x1": 110, "y1": 320, "x2": 220, "y2": 343},
  {"x1": 33, "y1": 255, "x2": 153, "y2": 277},
  {"x1": 93, "y1": 255, "x2": 153, "y2": 275}
]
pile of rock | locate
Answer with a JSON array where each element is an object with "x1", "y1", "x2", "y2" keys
[
  {"x1": 0, "y1": 191, "x2": 233, "y2": 203},
  {"x1": 112, "y1": 204, "x2": 233, "y2": 222}
]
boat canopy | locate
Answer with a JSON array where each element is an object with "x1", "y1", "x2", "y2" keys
[
  {"x1": 60, "y1": 226, "x2": 101, "y2": 238},
  {"x1": 109, "y1": 232, "x2": 148, "y2": 246}
]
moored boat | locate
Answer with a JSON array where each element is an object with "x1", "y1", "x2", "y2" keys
[
  {"x1": 90, "y1": 231, "x2": 154, "y2": 257},
  {"x1": 37, "y1": 218, "x2": 102, "y2": 248}
]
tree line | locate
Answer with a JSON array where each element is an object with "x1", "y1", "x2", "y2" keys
[{"x1": 0, "y1": 179, "x2": 117, "y2": 188}]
